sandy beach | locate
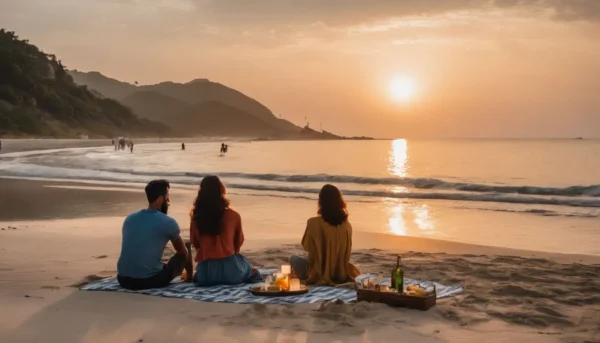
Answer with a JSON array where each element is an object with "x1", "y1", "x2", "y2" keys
[
  {"x1": 1, "y1": 177, "x2": 599, "y2": 343},
  {"x1": 3, "y1": 0, "x2": 599, "y2": 340}
]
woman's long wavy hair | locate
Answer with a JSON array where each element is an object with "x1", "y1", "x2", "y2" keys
[
  {"x1": 318, "y1": 184, "x2": 348, "y2": 226},
  {"x1": 191, "y1": 176, "x2": 230, "y2": 236}
]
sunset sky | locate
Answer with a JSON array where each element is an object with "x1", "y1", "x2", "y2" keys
[{"x1": 2, "y1": 0, "x2": 599, "y2": 138}]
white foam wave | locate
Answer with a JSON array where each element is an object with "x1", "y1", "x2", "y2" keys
[{"x1": 1, "y1": 162, "x2": 600, "y2": 208}]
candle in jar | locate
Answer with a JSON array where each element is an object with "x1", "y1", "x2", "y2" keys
[
  {"x1": 289, "y1": 278, "x2": 301, "y2": 291},
  {"x1": 276, "y1": 274, "x2": 289, "y2": 291},
  {"x1": 283, "y1": 275, "x2": 289, "y2": 290},
  {"x1": 281, "y1": 264, "x2": 291, "y2": 275}
]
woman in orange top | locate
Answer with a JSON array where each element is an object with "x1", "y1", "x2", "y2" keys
[
  {"x1": 189, "y1": 176, "x2": 256, "y2": 286},
  {"x1": 290, "y1": 184, "x2": 360, "y2": 285}
]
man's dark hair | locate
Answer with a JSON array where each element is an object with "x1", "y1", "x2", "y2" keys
[{"x1": 145, "y1": 179, "x2": 170, "y2": 203}]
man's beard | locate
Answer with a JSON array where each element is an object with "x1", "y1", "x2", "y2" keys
[{"x1": 160, "y1": 201, "x2": 169, "y2": 215}]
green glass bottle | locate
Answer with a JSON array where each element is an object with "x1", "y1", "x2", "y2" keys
[{"x1": 391, "y1": 254, "x2": 404, "y2": 292}]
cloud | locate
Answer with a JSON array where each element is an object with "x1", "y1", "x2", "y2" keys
[
  {"x1": 189, "y1": 0, "x2": 600, "y2": 27},
  {"x1": 172, "y1": 0, "x2": 599, "y2": 51},
  {"x1": 98, "y1": 0, "x2": 195, "y2": 11},
  {"x1": 392, "y1": 37, "x2": 458, "y2": 46},
  {"x1": 547, "y1": 0, "x2": 600, "y2": 22}
]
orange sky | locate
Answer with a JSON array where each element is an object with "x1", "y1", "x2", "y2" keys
[{"x1": 2, "y1": 0, "x2": 599, "y2": 138}]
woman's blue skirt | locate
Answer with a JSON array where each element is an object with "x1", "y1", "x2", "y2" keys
[{"x1": 194, "y1": 254, "x2": 255, "y2": 287}]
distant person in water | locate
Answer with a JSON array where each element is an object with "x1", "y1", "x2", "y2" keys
[
  {"x1": 117, "y1": 180, "x2": 193, "y2": 290},
  {"x1": 189, "y1": 176, "x2": 259, "y2": 286},
  {"x1": 290, "y1": 184, "x2": 359, "y2": 285},
  {"x1": 182, "y1": 143, "x2": 185, "y2": 150}
]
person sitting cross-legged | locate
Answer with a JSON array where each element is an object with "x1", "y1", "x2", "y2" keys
[
  {"x1": 189, "y1": 176, "x2": 259, "y2": 287},
  {"x1": 117, "y1": 179, "x2": 193, "y2": 290},
  {"x1": 290, "y1": 184, "x2": 360, "y2": 285}
]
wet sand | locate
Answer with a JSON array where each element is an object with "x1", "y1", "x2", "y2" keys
[
  {"x1": 0, "y1": 178, "x2": 142, "y2": 221},
  {"x1": 0, "y1": 138, "x2": 111, "y2": 154}
]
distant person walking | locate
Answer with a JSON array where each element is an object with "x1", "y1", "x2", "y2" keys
[
  {"x1": 224, "y1": 144, "x2": 228, "y2": 154},
  {"x1": 182, "y1": 143, "x2": 185, "y2": 150},
  {"x1": 130, "y1": 142, "x2": 134, "y2": 153},
  {"x1": 220, "y1": 143, "x2": 226, "y2": 155}
]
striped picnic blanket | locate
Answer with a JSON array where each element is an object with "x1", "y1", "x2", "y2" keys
[{"x1": 80, "y1": 269, "x2": 463, "y2": 304}]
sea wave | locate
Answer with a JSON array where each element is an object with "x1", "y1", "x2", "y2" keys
[
  {"x1": 91, "y1": 168, "x2": 600, "y2": 198},
  {"x1": 225, "y1": 183, "x2": 600, "y2": 208},
  {"x1": 450, "y1": 206, "x2": 599, "y2": 218},
  {"x1": 1, "y1": 162, "x2": 600, "y2": 208},
  {"x1": 4, "y1": 150, "x2": 600, "y2": 198}
]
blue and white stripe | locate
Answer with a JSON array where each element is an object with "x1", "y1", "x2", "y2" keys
[{"x1": 81, "y1": 269, "x2": 463, "y2": 304}]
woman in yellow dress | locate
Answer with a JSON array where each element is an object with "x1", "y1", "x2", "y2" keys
[{"x1": 290, "y1": 184, "x2": 360, "y2": 285}]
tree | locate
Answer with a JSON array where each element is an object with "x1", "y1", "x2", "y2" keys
[{"x1": 0, "y1": 85, "x2": 21, "y2": 105}]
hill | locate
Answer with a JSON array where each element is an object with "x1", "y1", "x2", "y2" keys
[
  {"x1": 68, "y1": 71, "x2": 375, "y2": 140},
  {"x1": 0, "y1": 29, "x2": 168, "y2": 137},
  {"x1": 121, "y1": 91, "x2": 188, "y2": 122},
  {"x1": 169, "y1": 101, "x2": 279, "y2": 137},
  {"x1": 67, "y1": 71, "x2": 134, "y2": 100},
  {"x1": 299, "y1": 126, "x2": 342, "y2": 140},
  {"x1": 69, "y1": 71, "x2": 300, "y2": 136}
]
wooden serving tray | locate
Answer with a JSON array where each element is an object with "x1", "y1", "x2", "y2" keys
[
  {"x1": 356, "y1": 285, "x2": 437, "y2": 311},
  {"x1": 250, "y1": 286, "x2": 309, "y2": 297}
]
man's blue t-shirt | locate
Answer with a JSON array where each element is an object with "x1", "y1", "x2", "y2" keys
[{"x1": 117, "y1": 209, "x2": 180, "y2": 279}]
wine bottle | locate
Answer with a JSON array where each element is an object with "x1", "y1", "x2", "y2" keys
[{"x1": 391, "y1": 254, "x2": 404, "y2": 292}]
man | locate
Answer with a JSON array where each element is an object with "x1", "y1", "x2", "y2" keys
[{"x1": 117, "y1": 179, "x2": 192, "y2": 290}]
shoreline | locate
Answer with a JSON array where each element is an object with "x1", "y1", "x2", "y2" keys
[
  {"x1": 1, "y1": 177, "x2": 598, "y2": 263},
  {"x1": 0, "y1": 136, "x2": 380, "y2": 155},
  {"x1": 0, "y1": 137, "x2": 232, "y2": 154}
]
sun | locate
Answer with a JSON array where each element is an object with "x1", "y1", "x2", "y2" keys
[{"x1": 389, "y1": 76, "x2": 415, "y2": 102}]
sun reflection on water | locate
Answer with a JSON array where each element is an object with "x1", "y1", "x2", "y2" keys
[
  {"x1": 414, "y1": 203, "x2": 434, "y2": 232},
  {"x1": 388, "y1": 139, "x2": 408, "y2": 177},
  {"x1": 388, "y1": 202, "x2": 406, "y2": 236},
  {"x1": 385, "y1": 138, "x2": 436, "y2": 236},
  {"x1": 387, "y1": 203, "x2": 435, "y2": 237}
]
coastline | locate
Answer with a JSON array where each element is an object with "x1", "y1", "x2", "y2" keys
[
  {"x1": 0, "y1": 136, "x2": 378, "y2": 155},
  {"x1": 1, "y1": 177, "x2": 598, "y2": 263},
  {"x1": 0, "y1": 137, "x2": 234, "y2": 154},
  {"x1": 1, "y1": 177, "x2": 599, "y2": 342}
]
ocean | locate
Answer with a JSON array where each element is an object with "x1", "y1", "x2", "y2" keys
[{"x1": 1, "y1": 139, "x2": 599, "y2": 255}]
